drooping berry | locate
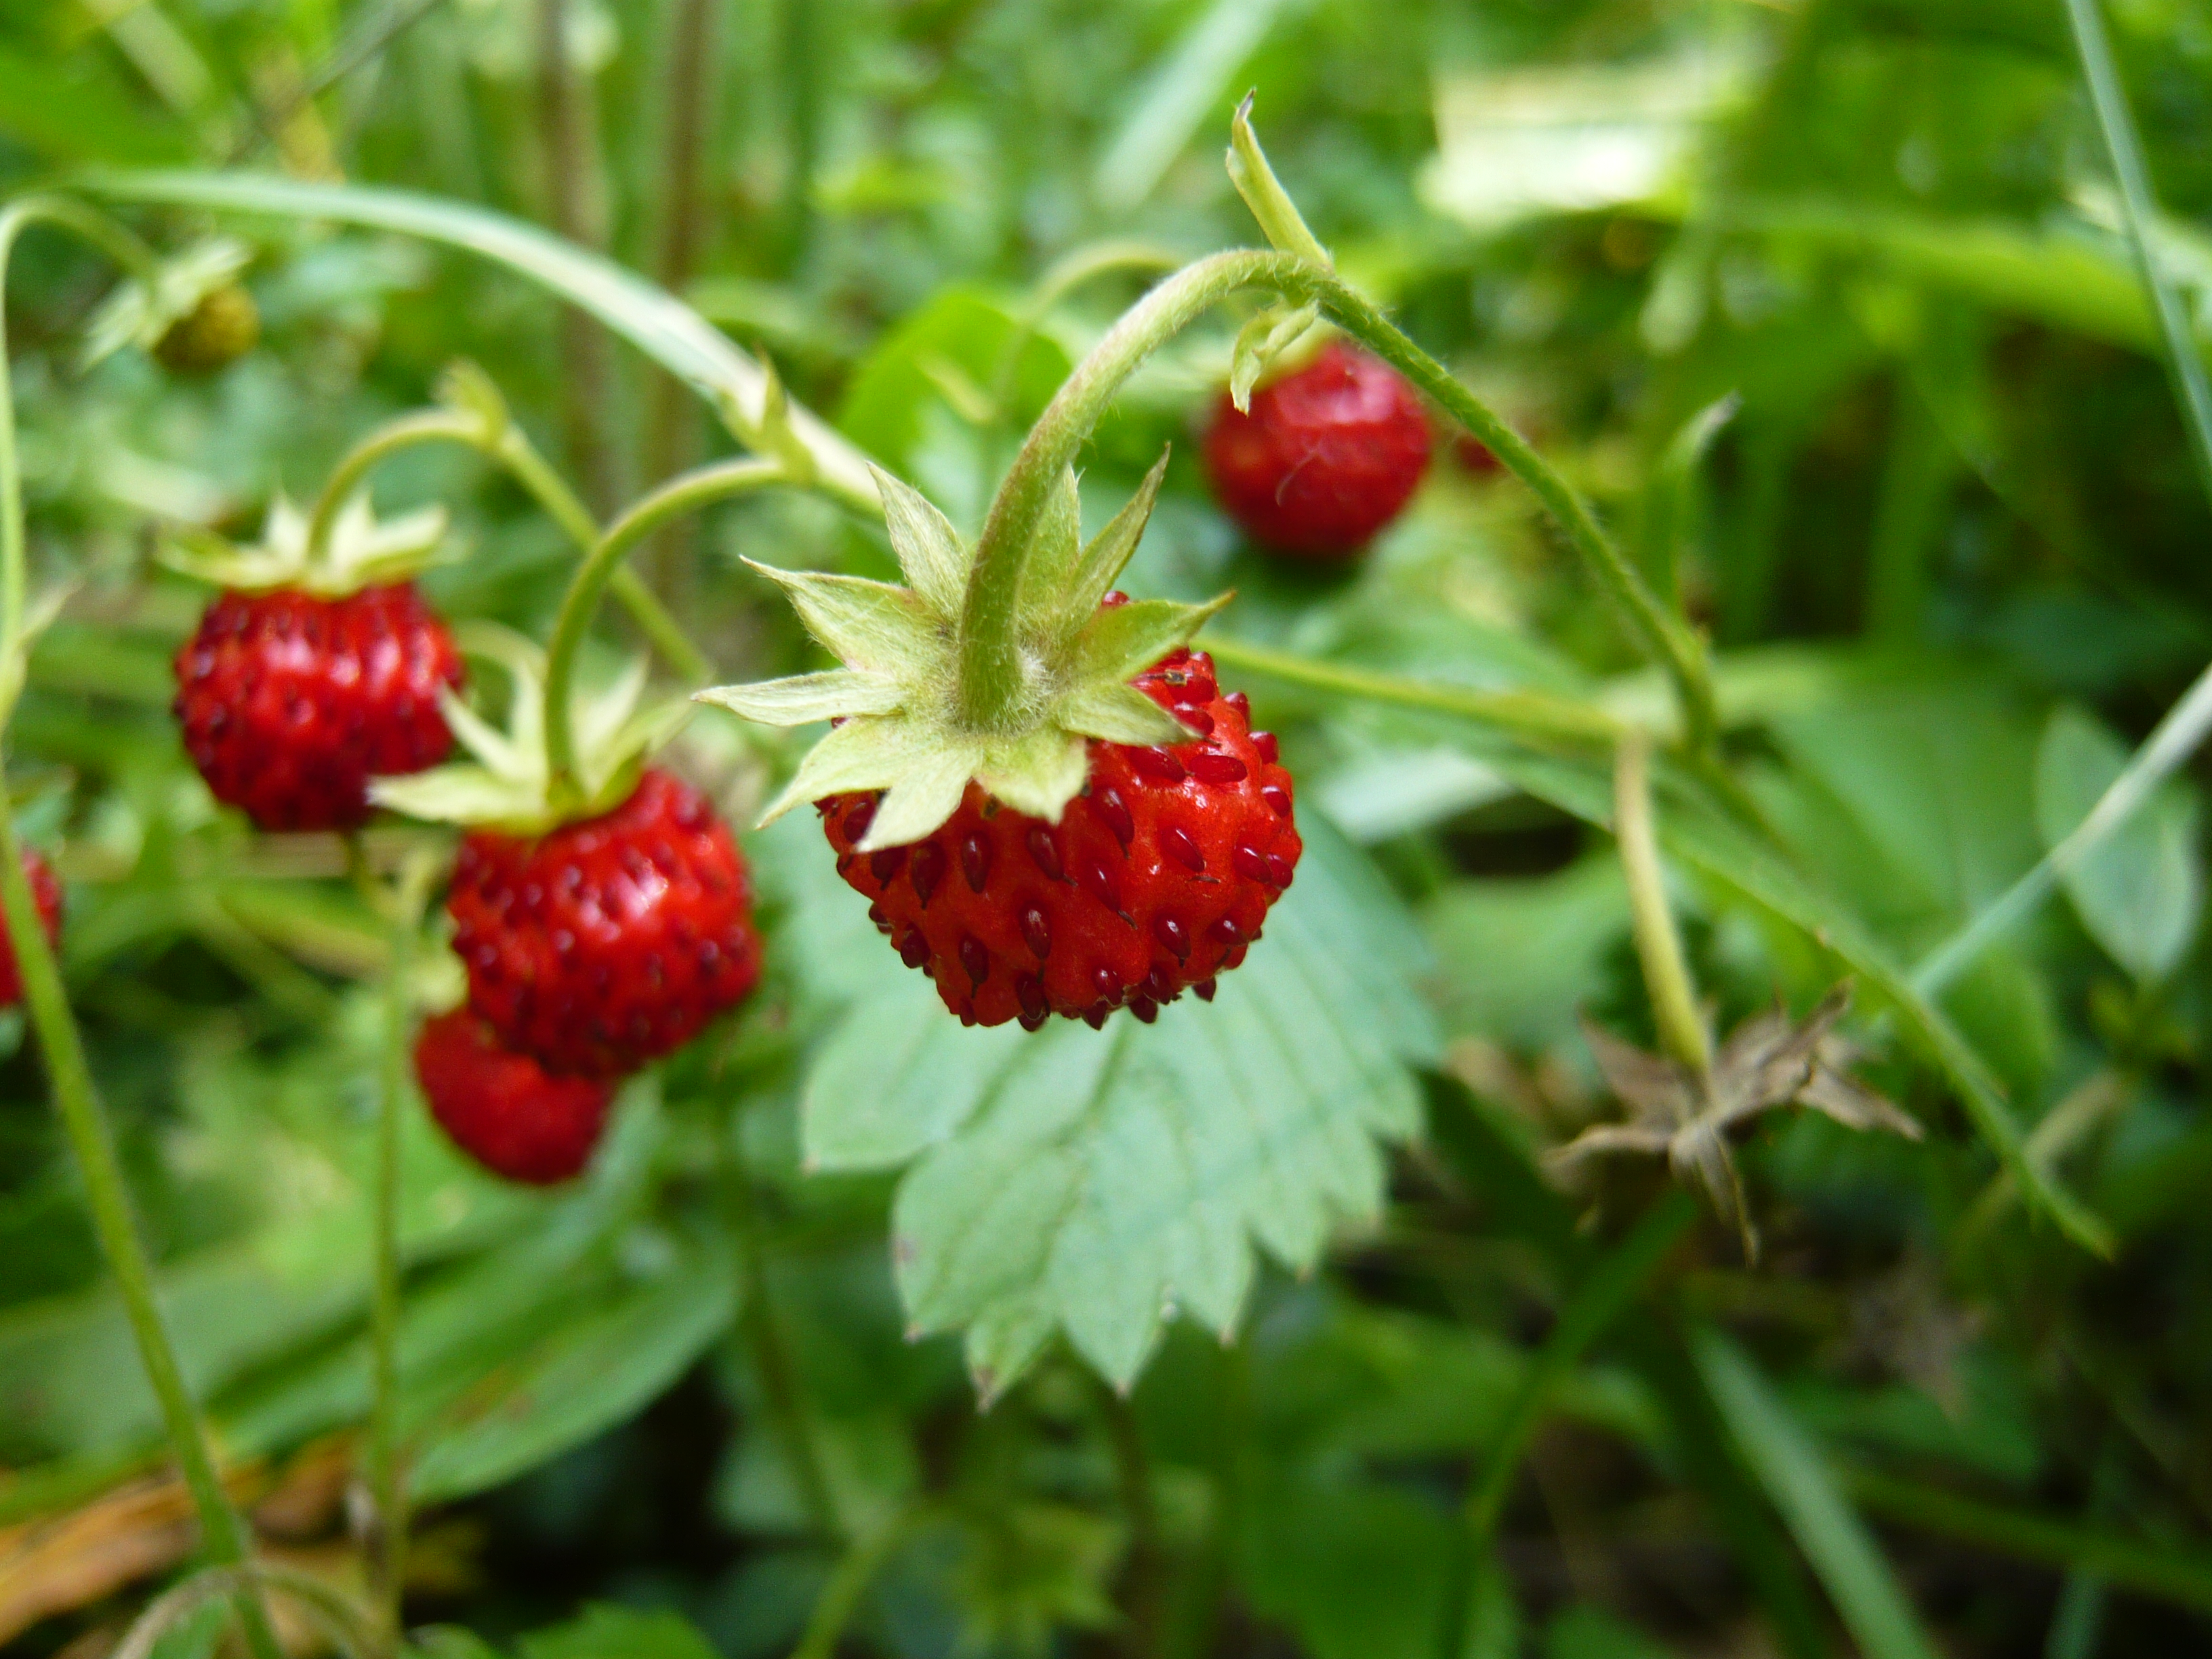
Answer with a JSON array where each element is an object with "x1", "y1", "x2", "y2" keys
[
  {"x1": 447, "y1": 768, "x2": 762, "y2": 1077},
  {"x1": 0, "y1": 850, "x2": 64, "y2": 1008},
  {"x1": 155, "y1": 285, "x2": 260, "y2": 375},
  {"x1": 1203, "y1": 340, "x2": 1432, "y2": 558},
  {"x1": 823, "y1": 647, "x2": 1300, "y2": 1029},
  {"x1": 414, "y1": 1008, "x2": 613, "y2": 1184},
  {"x1": 173, "y1": 583, "x2": 463, "y2": 832}
]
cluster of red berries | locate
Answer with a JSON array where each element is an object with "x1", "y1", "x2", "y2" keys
[
  {"x1": 825, "y1": 623, "x2": 1301, "y2": 1029},
  {"x1": 424, "y1": 769, "x2": 764, "y2": 1185},
  {"x1": 170, "y1": 564, "x2": 762, "y2": 1185}
]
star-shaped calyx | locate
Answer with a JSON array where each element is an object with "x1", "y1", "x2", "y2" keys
[
  {"x1": 697, "y1": 456, "x2": 1229, "y2": 851},
  {"x1": 1551, "y1": 983, "x2": 1923, "y2": 1260},
  {"x1": 369, "y1": 628, "x2": 692, "y2": 834},
  {"x1": 160, "y1": 492, "x2": 453, "y2": 597}
]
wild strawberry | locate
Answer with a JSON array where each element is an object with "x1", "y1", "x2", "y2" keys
[
  {"x1": 1204, "y1": 340, "x2": 1431, "y2": 558},
  {"x1": 174, "y1": 583, "x2": 462, "y2": 832},
  {"x1": 414, "y1": 1008, "x2": 613, "y2": 1184},
  {"x1": 823, "y1": 637, "x2": 1300, "y2": 1029},
  {"x1": 165, "y1": 493, "x2": 465, "y2": 832},
  {"x1": 0, "y1": 851, "x2": 64, "y2": 1008},
  {"x1": 446, "y1": 769, "x2": 762, "y2": 1078}
]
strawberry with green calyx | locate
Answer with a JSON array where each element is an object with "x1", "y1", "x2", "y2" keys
[
  {"x1": 371, "y1": 632, "x2": 761, "y2": 1077},
  {"x1": 165, "y1": 493, "x2": 464, "y2": 833}
]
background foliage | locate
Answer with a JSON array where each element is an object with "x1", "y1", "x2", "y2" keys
[{"x1": 5, "y1": 0, "x2": 2212, "y2": 1656}]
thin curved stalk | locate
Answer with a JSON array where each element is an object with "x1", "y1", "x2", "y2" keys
[
  {"x1": 1200, "y1": 634, "x2": 1622, "y2": 745},
  {"x1": 114, "y1": 1563, "x2": 384, "y2": 1659},
  {"x1": 543, "y1": 456, "x2": 786, "y2": 800},
  {"x1": 1616, "y1": 735, "x2": 1713, "y2": 1076},
  {"x1": 790, "y1": 1505, "x2": 927, "y2": 1659},
  {"x1": 0, "y1": 195, "x2": 283, "y2": 1659},
  {"x1": 302, "y1": 403, "x2": 712, "y2": 685},
  {"x1": 962, "y1": 249, "x2": 1715, "y2": 752}
]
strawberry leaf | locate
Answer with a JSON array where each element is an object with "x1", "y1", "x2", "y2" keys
[{"x1": 778, "y1": 811, "x2": 1436, "y2": 1397}]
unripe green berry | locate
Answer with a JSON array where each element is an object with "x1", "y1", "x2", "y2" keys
[{"x1": 154, "y1": 285, "x2": 260, "y2": 374}]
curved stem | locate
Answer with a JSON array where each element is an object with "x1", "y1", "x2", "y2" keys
[
  {"x1": 114, "y1": 1563, "x2": 384, "y2": 1659},
  {"x1": 0, "y1": 194, "x2": 282, "y2": 1659},
  {"x1": 0, "y1": 198, "x2": 158, "y2": 663},
  {"x1": 962, "y1": 249, "x2": 1717, "y2": 754},
  {"x1": 542, "y1": 456, "x2": 785, "y2": 802},
  {"x1": 302, "y1": 405, "x2": 712, "y2": 684},
  {"x1": 1616, "y1": 735, "x2": 1712, "y2": 1076},
  {"x1": 963, "y1": 250, "x2": 1315, "y2": 727},
  {"x1": 790, "y1": 1505, "x2": 926, "y2": 1659},
  {"x1": 990, "y1": 239, "x2": 1187, "y2": 408},
  {"x1": 1201, "y1": 634, "x2": 1622, "y2": 746}
]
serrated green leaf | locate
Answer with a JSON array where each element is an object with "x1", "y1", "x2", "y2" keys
[
  {"x1": 1061, "y1": 451, "x2": 1170, "y2": 628},
  {"x1": 800, "y1": 814, "x2": 1435, "y2": 1392},
  {"x1": 695, "y1": 670, "x2": 905, "y2": 725},
  {"x1": 742, "y1": 562, "x2": 941, "y2": 680},
  {"x1": 2034, "y1": 705, "x2": 2203, "y2": 985},
  {"x1": 1072, "y1": 594, "x2": 1232, "y2": 687},
  {"x1": 872, "y1": 464, "x2": 972, "y2": 617},
  {"x1": 1057, "y1": 682, "x2": 1194, "y2": 747}
]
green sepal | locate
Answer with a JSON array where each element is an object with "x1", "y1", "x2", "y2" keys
[
  {"x1": 80, "y1": 237, "x2": 253, "y2": 370},
  {"x1": 157, "y1": 493, "x2": 454, "y2": 598},
  {"x1": 1229, "y1": 300, "x2": 1321, "y2": 413},
  {"x1": 700, "y1": 460, "x2": 1235, "y2": 849},
  {"x1": 371, "y1": 634, "x2": 690, "y2": 835}
]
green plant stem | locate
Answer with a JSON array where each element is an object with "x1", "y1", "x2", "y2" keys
[
  {"x1": 1616, "y1": 733, "x2": 1713, "y2": 1075},
  {"x1": 0, "y1": 199, "x2": 158, "y2": 655},
  {"x1": 348, "y1": 836, "x2": 429, "y2": 1654},
  {"x1": 790, "y1": 1504, "x2": 925, "y2": 1659},
  {"x1": 302, "y1": 404, "x2": 712, "y2": 684},
  {"x1": 1439, "y1": 1193, "x2": 1696, "y2": 1659},
  {"x1": 1202, "y1": 634, "x2": 1622, "y2": 745},
  {"x1": 542, "y1": 456, "x2": 785, "y2": 800},
  {"x1": 0, "y1": 195, "x2": 283, "y2": 1659},
  {"x1": 115, "y1": 1562, "x2": 388, "y2": 1659},
  {"x1": 1089, "y1": 1372, "x2": 1164, "y2": 1657},
  {"x1": 2064, "y1": 0, "x2": 2212, "y2": 505},
  {"x1": 718, "y1": 1109, "x2": 839, "y2": 1540},
  {"x1": 991, "y1": 239, "x2": 1186, "y2": 407},
  {"x1": 962, "y1": 248, "x2": 1715, "y2": 752}
]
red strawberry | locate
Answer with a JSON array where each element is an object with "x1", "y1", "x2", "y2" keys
[
  {"x1": 173, "y1": 583, "x2": 464, "y2": 832},
  {"x1": 1203, "y1": 340, "x2": 1432, "y2": 558},
  {"x1": 414, "y1": 1008, "x2": 613, "y2": 1183},
  {"x1": 0, "y1": 850, "x2": 64, "y2": 1008},
  {"x1": 823, "y1": 640, "x2": 1300, "y2": 1029},
  {"x1": 447, "y1": 768, "x2": 762, "y2": 1078}
]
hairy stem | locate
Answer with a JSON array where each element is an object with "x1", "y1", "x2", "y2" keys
[
  {"x1": 1616, "y1": 735, "x2": 1713, "y2": 1076},
  {"x1": 541, "y1": 456, "x2": 784, "y2": 802},
  {"x1": 303, "y1": 404, "x2": 712, "y2": 684},
  {"x1": 962, "y1": 249, "x2": 1715, "y2": 752},
  {"x1": 0, "y1": 197, "x2": 282, "y2": 1659}
]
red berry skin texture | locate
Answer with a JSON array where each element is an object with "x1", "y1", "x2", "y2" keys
[
  {"x1": 0, "y1": 851, "x2": 64, "y2": 1008},
  {"x1": 1203, "y1": 341, "x2": 1433, "y2": 559},
  {"x1": 448, "y1": 769, "x2": 763, "y2": 1078},
  {"x1": 173, "y1": 583, "x2": 464, "y2": 832},
  {"x1": 825, "y1": 648, "x2": 1302, "y2": 1029},
  {"x1": 415, "y1": 1008, "x2": 613, "y2": 1184}
]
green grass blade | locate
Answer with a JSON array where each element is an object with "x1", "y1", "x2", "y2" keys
[
  {"x1": 73, "y1": 170, "x2": 880, "y2": 511},
  {"x1": 1692, "y1": 1328, "x2": 1942, "y2": 1659}
]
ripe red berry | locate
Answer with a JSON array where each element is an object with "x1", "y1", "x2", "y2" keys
[
  {"x1": 173, "y1": 583, "x2": 464, "y2": 832},
  {"x1": 0, "y1": 850, "x2": 64, "y2": 1008},
  {"x1": 1203, "y1": 340, "x2": 1432, "y2": 558},
  {"x1": 823, "y1": 645, "x2": 1301, "y2": 1029},
  {"x1": 447, "y1": 768, "x2": 763, "y2": 1078},
  {"x1": 414, "y1": 1008, "x2": 613, "y2": 1183}
]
